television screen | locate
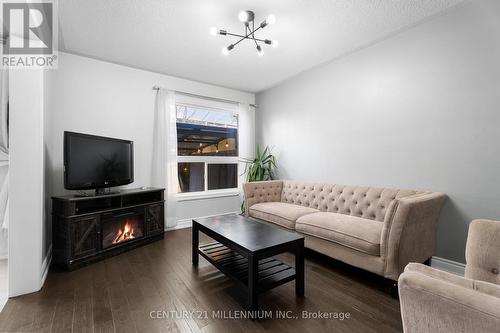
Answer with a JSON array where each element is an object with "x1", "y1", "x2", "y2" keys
[{"x1": 64, "y1": 131, "x2": 134, "y2": 190}]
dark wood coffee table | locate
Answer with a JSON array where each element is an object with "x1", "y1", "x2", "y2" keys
[{"x1": 192, "y1": 214, "x2": 305, "y2": 311}]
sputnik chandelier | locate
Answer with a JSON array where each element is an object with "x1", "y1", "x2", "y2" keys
[{"x1": 210, "y1": 10, "x2": 278, "y2": 56}]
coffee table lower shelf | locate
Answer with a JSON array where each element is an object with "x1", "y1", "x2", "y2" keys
[{"x1": 198, "y1": 242, "x2": 296, "y2": 293}]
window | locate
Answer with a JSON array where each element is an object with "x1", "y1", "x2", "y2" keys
[
  {"x1": 178, "y1": 162, "x2": 204, "y2": 192},
  {"x1": 176, "y1": 103, "x2": 239, "y2": 194},
  {"x1": 207, "y1": 163, "x2": 238, "y2": 190},
  {"x1": 176, "y1": 104, "x2": 238, "y2": 156}
]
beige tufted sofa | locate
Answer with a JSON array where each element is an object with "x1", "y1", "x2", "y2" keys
[
  {"x1": 398, "y1": 220, "x2": 500, "y2": 332},
  {"x1": 243, "y1": 180, "x2": 446, "y2": 280}
]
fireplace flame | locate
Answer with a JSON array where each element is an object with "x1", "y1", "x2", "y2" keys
[{"x1": 112, "y1": 221, "x2": 136, "y2": 244}]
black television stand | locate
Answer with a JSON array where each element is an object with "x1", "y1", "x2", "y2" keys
[
  {"x1": 52, "y1": 187, "x2": 165, "y2": 270},
  {"x1": 95, "y1": 187, "x2": 120, "y2": 196},
  {"x1": 72, "y1": 188, "x2": 121, "y2": 197}
]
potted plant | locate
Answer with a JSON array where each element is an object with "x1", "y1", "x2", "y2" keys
[{"x1": 240, "y1": 145, "x2": 277, "y2": 213}]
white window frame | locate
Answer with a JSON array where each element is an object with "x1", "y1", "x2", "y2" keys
[{"x1": 175, "y1": 98, "x2": 240, "y2": 201}]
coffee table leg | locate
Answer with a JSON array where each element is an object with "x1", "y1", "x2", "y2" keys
[
  {"x1": 295, "y1": 240, "x2": 305, "y2": 296},
  {"x1": 248, "y1": 255, "x2": 258, "y2": 311},
  {"x1": 192, "y1": 221, "x2": 199, "y2": 265}
]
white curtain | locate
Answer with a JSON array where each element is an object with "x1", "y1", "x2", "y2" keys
[
  {"x1": 237, "y1": 103, "x2": 255, "y2": 203},
  {"x1": 151, "y1": 89, "x2": 178, "y2": 229},
  {"x1": 0, "y1": 69, "x2": 8, "y2": 259}
]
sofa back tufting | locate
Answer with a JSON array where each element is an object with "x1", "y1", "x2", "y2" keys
[{"x1": 280, "y1": 180, "x2": 421, "y2": 222}]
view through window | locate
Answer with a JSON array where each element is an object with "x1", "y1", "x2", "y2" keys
[{"x1": 176, "y1": 103, "x2": 239, "y2": 193}]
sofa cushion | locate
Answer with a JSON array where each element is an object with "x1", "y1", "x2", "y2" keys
[
  {"x1": 249, "y1": 202, "x2": 319, "y2": 229},
  {"x1": 296, "y1": 212, "x2": 383, "y2": 256}
]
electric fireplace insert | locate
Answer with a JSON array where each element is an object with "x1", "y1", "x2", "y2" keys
[{"x1": 101, "y1": 210, "x2": 145, "y2": 249}]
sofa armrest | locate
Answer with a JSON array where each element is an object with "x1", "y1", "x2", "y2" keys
[
  {"x1": 399, "y1": 263, "x2": 500, "y2": 333},
  {"x1": 381, "y1": 192, "x2": 447, "y2": 280},
  {"x1": 465, "y1": 219, "x2": 500, "y2": 283},
  {"x1": 243, "y1": 180, "x2": 283, "y2": 217}
]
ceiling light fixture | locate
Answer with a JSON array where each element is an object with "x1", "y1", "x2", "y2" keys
[
  {"x1": 211, "y1": 10, "x2": 278, "y2": 56},
  {"x1": 256, "y1": 45, "x2": 264, "y2": 57}
]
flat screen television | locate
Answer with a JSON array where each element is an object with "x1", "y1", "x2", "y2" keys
[{"x1": 64, "y1": 131, "x2": 134, "y2": 194}]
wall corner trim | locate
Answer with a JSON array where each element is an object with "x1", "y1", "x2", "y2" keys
[{"x1": 40, "y1": 245, "x2": 52, "y2": 289}]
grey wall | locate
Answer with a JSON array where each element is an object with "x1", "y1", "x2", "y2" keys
[{"x1": 256, "y1": 0, "x2": 500, "y2": 264}]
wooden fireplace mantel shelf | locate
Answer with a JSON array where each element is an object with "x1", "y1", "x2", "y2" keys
[{"x1": 52, "y1": 187, "x2": 165, "y2": 271}]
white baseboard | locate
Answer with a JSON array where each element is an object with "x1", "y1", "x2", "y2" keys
[
  {"x1": 166, "y1": 219, "x2": 192, "y2": 231},
  {"x1": 165, "y1": 211, "x2": 239, "y2": 231},
  {"x1": 430, "y1": 256, "x2": 465, "y2": 276},
  {"x1": 40, "y1": 245, "x2": 52, "y2": 289}
]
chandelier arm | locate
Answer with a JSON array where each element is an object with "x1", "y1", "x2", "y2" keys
[
  {"x1": 231, "y1": 35, "x2": 247, "y2": 48},
  {"x1": 251, "y1": 21, "x2": 259, "y2": 47},
  {"x1": 248, "y1": 25, "x2": 262, "y2": 36},
  {"x1": 224, "y1": 32, "x2": 269, "y2": 44},
  {"x1": 253, "y1": 37, "x2": 267, "y2": 43},
  {"x1": 252, "y1": 35, "x2": 259, "y2": 47},
  {"x1": 249, "y1": 20, "x2": 259, "y2": 47}
]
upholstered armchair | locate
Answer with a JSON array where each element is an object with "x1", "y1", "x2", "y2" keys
[{"x1": 398, "y1": 219, "x2": 500, "y2": 333}]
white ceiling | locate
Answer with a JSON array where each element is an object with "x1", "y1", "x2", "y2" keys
[{"x1": 58, "y1": 0, "x2": 463, "y2": 93}]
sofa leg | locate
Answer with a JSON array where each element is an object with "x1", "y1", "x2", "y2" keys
[
  {"x1": 385, "y1": 279, "x2": 399, "y2": 298},
  {"x1": 423, "y1": 257, "x2": 431, "y2": 266}
]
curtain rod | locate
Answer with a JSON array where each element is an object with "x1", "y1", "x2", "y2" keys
[{"x1": 152, "y1": 85, "x2": 256, "y2": 108}]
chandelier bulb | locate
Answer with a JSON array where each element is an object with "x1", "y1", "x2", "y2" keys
[
  {"x1": 238, "y1": 11, "x2": 248, "y2": 22},
  {"x1": 239, "y1": 10, "x2": 255, "y2": 23},
  {"x1": 267, "y1": 14, "x2": 276, "y2": 25},
  {"x1": 222, "y1": 44, "x2": 234, "y2": 55}
]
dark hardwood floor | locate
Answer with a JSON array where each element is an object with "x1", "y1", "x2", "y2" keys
[{"x1": 0, "y1": 228, "x2": 403, "y2": 332}]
